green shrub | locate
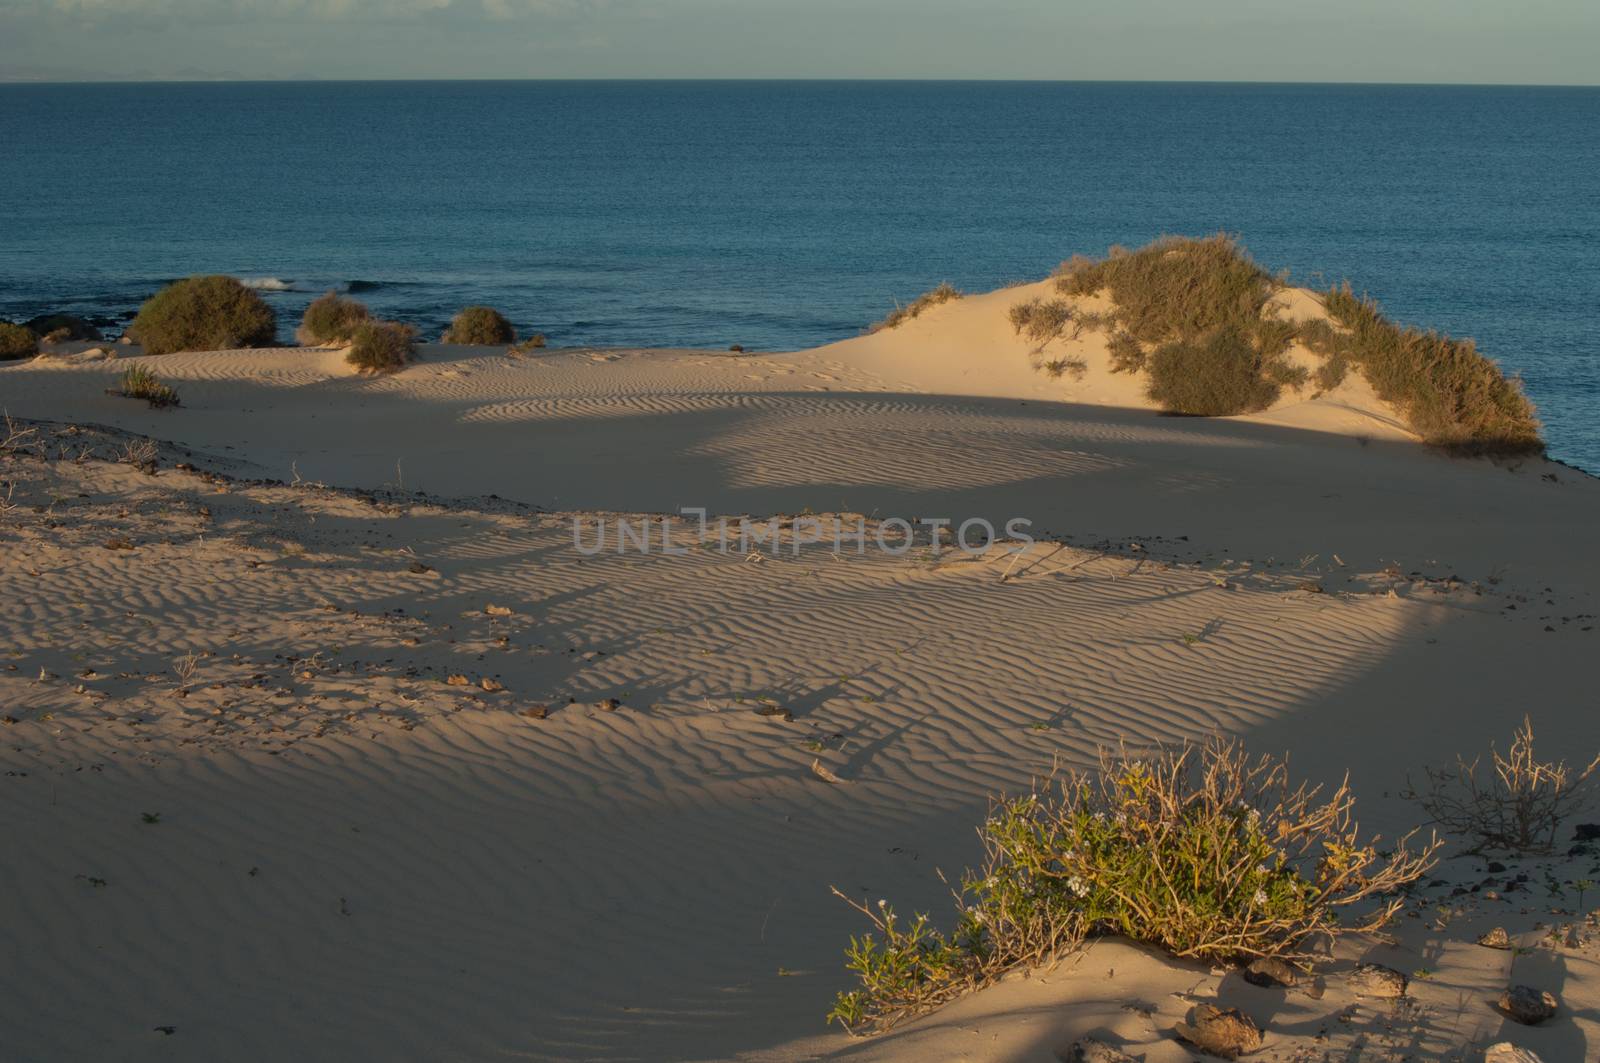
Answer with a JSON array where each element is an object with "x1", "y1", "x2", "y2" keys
[
  {"x1": 300, "y1": 292, "x2": 370, "y2": 344},
  {"x1": 829, "y1": 740, "x2": 1437, "y2": 1034},
  {"x1": 1146, "y1": 325, "x2": 1285, "y2": 416},
  {"x1": 116, "y1": 366, "x2": 180, "y2": 408},
  {"x1": 130, "y1": 276, "x2": 276, "y2": 356},
  {"x1": 0, "y1": 322, "x2": 37, "y2": 360},
  {"x1": 1007, "y1": 297, "x2": 1074, "y2": 348},
  {"x1": 871, "y1": 282, "x2": 962, "y2": 332},
  {"x1": 24, "y1": 314, "x2": 102, "y2": 342},
  {"x1": 1321, "y1": 283, "x2": 1541, "y2": 455},
  {"x1": 347, "y1": 320, "x2": 416, "y2": 372},
  {"x1": 443, "y1": 305, "x2": 516, "y2": 345}
]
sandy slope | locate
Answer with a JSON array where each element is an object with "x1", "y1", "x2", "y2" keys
[{"x1": 1, "y1": 292, "x2": 1597, "y2": 1062}]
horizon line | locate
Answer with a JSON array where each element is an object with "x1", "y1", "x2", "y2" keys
[{"x1": 3, "y1": 76, "x2": 1599, "y2": 89}]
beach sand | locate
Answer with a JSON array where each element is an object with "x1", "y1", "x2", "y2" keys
[{"x1": 2, "y1": 286, "x2": 1597, "y2": 1061}]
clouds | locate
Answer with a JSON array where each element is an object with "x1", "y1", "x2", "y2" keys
[{"x1": 37, "y1": 0, "x2": 565, "y2": 23}]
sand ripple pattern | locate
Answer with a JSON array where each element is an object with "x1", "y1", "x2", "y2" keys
[{"x1": 0, "y1": 454, "x2": 1443, "y2": 1062}]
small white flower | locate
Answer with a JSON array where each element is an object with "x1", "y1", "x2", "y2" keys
[
  {"x1": 1066, "y1": 875, "x2": 1088, "y2": 896},
  {"x1": 1245, "y1": 808, "x2": 1262, "y2": 829},
  {"x1": 1252, "y1": 889, "x2": 1268, "y2": 906},
  {"x1": 877, "y1": 898, "x2": 887, "y2": 908}
]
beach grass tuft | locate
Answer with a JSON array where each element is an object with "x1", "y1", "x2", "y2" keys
[
  {"x1": 870, "y1": 282, "x2": 962, "y2": 332},
  {"x1": 116, "y1": 366, "x2": 181, "y2": 408}
]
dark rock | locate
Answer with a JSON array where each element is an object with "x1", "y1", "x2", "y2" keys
[
  {"x1": 1498, "y1": 985, "x2": 1558, "y2": 1025},
  {"x1": 1241, "y1": 956, "x2": 1304, "y2": 989},
  {"x1": 1477, "y1": 927, "x2": 1512, "y2": 949},
  {"x1": 1174, "y1": 1004, "x2": 1262, "y2": 1059},
  {"x1": 23, "y1": 313, "x2": 102, "y2": 341},
  {"x1": 1349, "y1": 963, "x2": 1408, "y2": 999},
  {"x1": 1486, "y1": 861, "x2": 1507, "y2": 872},
  {"x1": 1055, "y1": 1038, "x2": 1137, "y2": 1063},
  {"x1": 1573, "y1": 823, "x2": 1600, "y2": 841}
]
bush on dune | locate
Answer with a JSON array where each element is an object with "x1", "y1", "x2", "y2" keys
[
  {"x1": 1147, "y1": 324, "x2": 1287, "y2": 416},
  {"x1": 443, "y1": 305, "x2": 516, "y2": 345},
  {"x1": 300, "y1": 292, "x2": 371, "y2": 345},
  {"x1": 1015, "y1": 235, "x2": 1543, "y2": 454},
  {"x1": 347, "y1": 320, "x2": 416, "y2": 372},
  {"x1": 1318, "y1": 283, "x2": 1542, "y2": 455},
  {"x1": 130, "y1": 275, "x2": 277, "y2": 356},
  {"x1": 0, "y1": 321, "x2": 38, "y2": 360},
  {"x1": 870, "y1": 282, "x2": 962, "y2": 332},
  {"x1": 828, "y1": 740, "x2": 1437, "y2": 1034}
]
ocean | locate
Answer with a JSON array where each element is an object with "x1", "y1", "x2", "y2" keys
[{"x1": 1, "y1": 80, "x2": 1597, "y2": 468}]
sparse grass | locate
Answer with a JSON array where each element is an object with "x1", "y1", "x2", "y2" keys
[
  {"x1": 300, "y1": 292, "x2": 370, "y2": 344},
  {"x1": 829, "y1": 740, "x2": 1437, "y2": 1034},
  {"x1": 1041, "y1": 357, "x2": 1087, "y2": 380},
  {"x1": 1106, "y1": 330, "x2": 1145, "y2": 374},
  {"x1": 346, "y1": 320, "x2": 416, "y2": 372},
  {"x1": 443, "y1": 306, "x2": 516, "y2": 345},
  {"x1": 508, "y1": 333, "x2": 547, "y2": 356},
  {"x1": 0, "y1": 321, "x2": 38, "y2": 360},
  {"x1": 1320, "y1": 283, "x2": 1542, "y2": 455},
  {"x1": 871, "y1": 282, "x2": 962, "y2": 332},
  {"x1": 130, "y1": 275, "x2": 277, "y2": 356},
  {"x1": 1008, "y1": 297, "x2": 1074, "y2": 348},
  {"x1": 115, "y1": 366, "x2": 180, "y2": 408},
  {"x1": 1407, "y1": 716, "x2": 1600, "y2": 854}
]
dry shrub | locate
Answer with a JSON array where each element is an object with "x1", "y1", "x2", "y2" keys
[
  {"x1": 300, "y1": 292, "x2": 370, "y2": 344},
  {"x1": 1147, "y1": 325, "x2": 1283, "y2": 416},
  {"x1": 508, "y1": 333, "x2": 547, "y2": 356},
  {"x1": 1407, "y1": 716, "x2": 1599, "y2": 854},
  {"x1": 1056, "y1": 234, "x2": 1280, "y2": 347},
  {"x1": 115, "y1": 366, "x2": 180, "y2": 408},
  {"x1": 1008, "y1": 297, "x2": 1074, "y2": 348},
  {"x1": 0, "y1": 321, "x2": 38, "y2": 360},
  {"x1": 130, "y1": 276, "x2": 276, "y2": 355},
  {"x1": 1106, "y1": 330, "x2": 1145, "y2": 374},
  {"x1": 871, "y1": 282, "x2": 962, "y2": 332},
  {"x1": 1321, "y1": 283, "x2": 1541, "y2": 455},
  {"x1": 829, "y1": 740, "x2": 1436, "y2": 1034},
  {"x1": 347, "y1": 321, "x2": 416, "y2": 372},
  {"x1": 443, "y1": 306, "x2": 516, "y2": 345}
]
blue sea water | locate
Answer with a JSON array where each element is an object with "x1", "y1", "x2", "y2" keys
[{"x1": 1, "y1": 80, "x2": 1597, "y2": 468}]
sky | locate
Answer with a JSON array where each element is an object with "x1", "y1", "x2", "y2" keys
[{"x1": 1, "y1": 0, "x2": 1597, "y2": 84}]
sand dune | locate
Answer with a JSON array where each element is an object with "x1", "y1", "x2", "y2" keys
[{"x1": 2, "y1": 289, "x2": 1597, "y2": 1061}]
